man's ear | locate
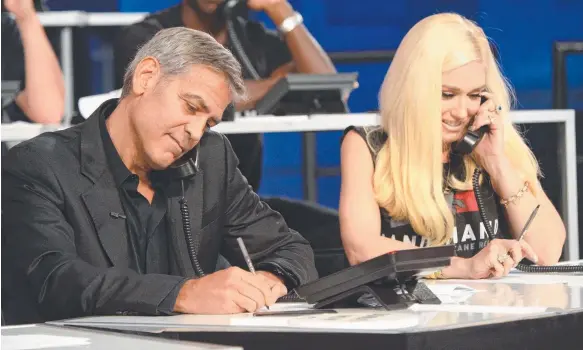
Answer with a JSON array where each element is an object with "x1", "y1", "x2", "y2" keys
[{"x1": 131, "y1": 57, "x2": 161, "y2": 96}]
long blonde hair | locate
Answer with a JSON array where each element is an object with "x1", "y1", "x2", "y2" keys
[{"x1": 374, "y1": 13, "x2": 539, "y2": 245}]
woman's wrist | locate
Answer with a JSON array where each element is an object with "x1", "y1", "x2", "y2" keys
[
  {"x1": 482, "y1": 156, "x2": 524, "y2": 199},
  {"x1": 441, "y1": 256, "x2": 472, "y2": 279}
]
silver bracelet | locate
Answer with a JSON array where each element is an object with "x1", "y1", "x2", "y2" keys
[{"x1": 278, "y1": 12, "x2": 303, "y2": 34}]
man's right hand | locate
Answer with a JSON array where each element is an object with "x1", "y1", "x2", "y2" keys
[{"x1": 174, "y1": 267, "x2": 281, "y2": 314}]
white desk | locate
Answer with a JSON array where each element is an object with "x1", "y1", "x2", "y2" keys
[
  {"x1": 2, "y1": 110, "x2": 578, "y2": 260},
  {"x1": 46, "y1": 270, "x2": 583, "y2": 349},
  {"x1": 1, "y1": 324, "x2": 240, "y2": 350}
]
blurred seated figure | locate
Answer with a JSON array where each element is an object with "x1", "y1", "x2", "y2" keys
[{"x1": 1, "y1": 0, "x2": 64, "y2": 125}]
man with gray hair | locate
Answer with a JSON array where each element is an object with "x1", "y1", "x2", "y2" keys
[{"x1": 1, "y1": 27, "x2": 317, "y2": 325}]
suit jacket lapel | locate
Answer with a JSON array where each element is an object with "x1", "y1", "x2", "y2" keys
[
  {"x1": 78, "y1": 100, "x2": 129, "y2": 267},
  {"x1": 167, "y1": 170, "x2": 204, "y2": 277},
  {"x1": 81, "y1": 177, "x2": 129, "y2": 267}
]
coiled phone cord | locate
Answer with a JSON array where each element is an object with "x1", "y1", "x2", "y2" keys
[
  {"x1": 224, "y1": 1, "x2": 261, "y2": 80},
  {"x1": 472, "y1": 168, "x2": 583, "y2": 273},
  {"x1": 179, "y1": 180, "x2": 304, "y2": 301},
  {"x1": 179, "y1": 180, "x2": 206, "y2": 277}
]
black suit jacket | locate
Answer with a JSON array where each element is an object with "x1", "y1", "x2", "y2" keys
[{"x1": 1, "y1": 101, "x2": 317, "y2": 325}]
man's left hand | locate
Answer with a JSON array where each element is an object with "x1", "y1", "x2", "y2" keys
[{"x1": 257, "y1": 270, "x2": 288, "y2": 299}]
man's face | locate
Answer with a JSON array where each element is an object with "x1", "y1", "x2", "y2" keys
[
  {"x1": 129, "y1": 61, "x2": 231, "y2": 170},
  {"x1": 185, "y1": 0, "x2": 226, "y2": 15}
]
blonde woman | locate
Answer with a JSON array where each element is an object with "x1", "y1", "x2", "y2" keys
[{"x1": 339, "y1": 13, "x2": 565, "y2": 279}]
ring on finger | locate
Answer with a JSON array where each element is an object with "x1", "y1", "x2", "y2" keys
[{"x1": 497, "y1": 253, "x2": 510, "y2": 264}]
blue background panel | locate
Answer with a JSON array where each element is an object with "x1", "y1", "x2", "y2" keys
[{"x1": 45, "y1": 0, "x2": 583, "y2": 208}]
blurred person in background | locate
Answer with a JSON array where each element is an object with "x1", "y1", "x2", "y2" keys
[
  {"x1": 114, "y1": 0, "x2": 344, "y2": 275},
  {"x1": 339, "y1": 13, "x2": 565, "y2": 280},
  {"x1": 1, "y1": 0, "x2": 64, "y2": 124}
]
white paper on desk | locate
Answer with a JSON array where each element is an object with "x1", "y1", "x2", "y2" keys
[
  {"x1": 231, "y1": 311, "x2": 420, "y2": 330},
  {"x1": 256, "y1": 302, "x2": 313, "y2": 312},
  {"x1": 1, "y1": 334, "x2": 90, "y2": 350}
]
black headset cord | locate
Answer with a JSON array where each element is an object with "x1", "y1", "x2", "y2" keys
[{"x1": 472, "y1": 168, "x2": 582, "y2": 273}]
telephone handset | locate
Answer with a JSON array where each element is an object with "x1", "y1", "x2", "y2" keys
[
  {"x1": 451, "y1": 96, "x2": 582, "y2": 273},
  {"x1": 166, "y1": 146, "x2": 199, "y2": 180},
  {"x1": 452, "y1": 96, "x2": 490, "y2": 155}
]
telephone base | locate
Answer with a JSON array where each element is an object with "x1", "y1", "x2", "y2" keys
[{"x1": 313, "y1": 279, "x2": 440, "y2": 311}]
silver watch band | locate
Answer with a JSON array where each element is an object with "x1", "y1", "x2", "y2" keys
[{"x1": 278, "y1": 12, "x2": 303, "y2": 34}]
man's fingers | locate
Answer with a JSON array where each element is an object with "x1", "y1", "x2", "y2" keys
[
  {"x1": 235, "y1": 281, "x2": 266, "y2": 311},
  {"x1": 269, "y1": 283, "x2": 288, "y2": 305},
  {"x1": 245, "y1": 274, "x2": 274, "y2": 307},
  {"x1": 231, "y1": 291, "x2": 259, "y2": 313}
]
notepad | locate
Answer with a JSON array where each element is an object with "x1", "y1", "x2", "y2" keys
[{"x1": 2, "y1": 334, "x2": 90, "y2": 350}]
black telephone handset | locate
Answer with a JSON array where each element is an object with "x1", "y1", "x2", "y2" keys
[
  {"x1": 452, "y1": 96, "x2": 490, "y2": 155},
  {"x1": 452, "y1": 97, "x2": 582, "y2": 273},
  {"x1": 166, "y1": 147, "x2": 199, "y2": 180}
]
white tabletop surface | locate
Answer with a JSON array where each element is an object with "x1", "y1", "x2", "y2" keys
[
  {"x1": 1, "y1": 324, "x2": 241, "y2": 350},
  {"x1": 48, "y1": 266, "x2": 583, "y2": 335}
]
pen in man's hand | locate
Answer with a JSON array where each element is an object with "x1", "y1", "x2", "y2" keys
[
  {"x1": 236, "y1": 237, "x2": 269, "y2": 310},
  {"x1": 518, "y1": 204, "x2": 540, "y2": 241}
]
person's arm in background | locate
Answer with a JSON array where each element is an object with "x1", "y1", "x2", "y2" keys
[
  {"x1": 236, "y1": 0, "x2": 337, "y2": 111},
  {"x1": 5, "y1": 0, "x2": 64, "y2": 124},
  {"x1": 339, "y1": 130, "x2": 417, "y2": 266}
]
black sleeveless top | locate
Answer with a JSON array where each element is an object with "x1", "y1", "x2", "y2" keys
[{"x1": 343, "y1": 126, "x2": 508, "y2": 258}]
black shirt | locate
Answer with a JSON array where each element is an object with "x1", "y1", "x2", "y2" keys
[
  {"x1": 99, "y1": 102, "x2": 183, "y2": 313},
  {"x1": 113, "y1": 4, "x2": 292, "y2": 191},
  {"x1": 344, "y1": 126, "x2": 509, "y2": 258},
  {"x1": 1, "y1": 13, "x2": 29, "y2": 123}
]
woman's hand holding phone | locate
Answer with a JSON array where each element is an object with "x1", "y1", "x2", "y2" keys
[{"x1": 470, "y1": 92, "x2": 507, "y2": 173}]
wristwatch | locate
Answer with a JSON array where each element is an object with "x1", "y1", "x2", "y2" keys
[{"x1": 278, "y1": 12, "x2": 303, "y2": 34}]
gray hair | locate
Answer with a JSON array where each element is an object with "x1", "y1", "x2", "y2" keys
[{"x1": 121, "y1": 27, "x2": 246, "y2": 101}]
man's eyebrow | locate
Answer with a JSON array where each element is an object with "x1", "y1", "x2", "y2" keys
[
  {"x1": 442, "y1": 85, "x2": 487, "y2": 93},
  {"x1": 180, "y1": 93, "x2": 221, "y2": 124},
  {"x1": 180, "y1": 93, "x2": 209, "y2": 111}
]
